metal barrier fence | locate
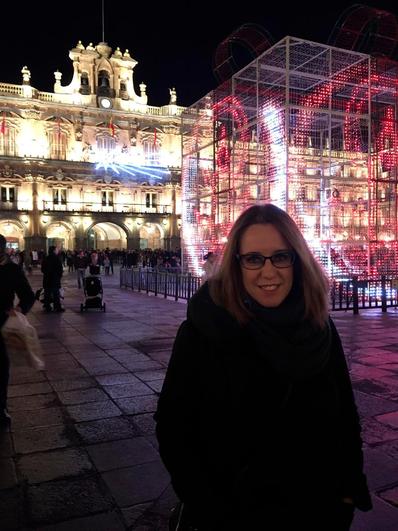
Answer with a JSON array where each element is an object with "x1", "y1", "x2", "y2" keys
[
  {"x1": 120, "y1": 269, "x2": 398, "y2": 312},
  {"x1": 331, "y1": 276, "x2": 398, "y2": 313},
  {"x1": 120, "y1": 268, "x2": 202, "y2": 301}
]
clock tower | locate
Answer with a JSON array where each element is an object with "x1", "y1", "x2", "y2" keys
[{"x1": 53, "y1": 41, "x2": 148, "y2": 110}]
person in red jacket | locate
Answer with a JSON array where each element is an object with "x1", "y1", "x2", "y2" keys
[
  {"x1": 155, "y1": 204, "x2": 372, "y2": 531},
  {"x1": 0, "y1": 234, "x2": 35, "y2": 427}
]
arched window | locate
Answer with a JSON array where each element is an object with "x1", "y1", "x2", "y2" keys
[
  {"x1": 97, "y1": 70, "x2": 113, "y2": 97},
  {"x1": 142, "y1": 136, "x2": 160, "y2": 166},
  {"x1": 48, "y1": 124, "x2": 68, "y2": 160},
  {"x1": 97, "y1": 133, "x2": 116, "y2": 154},
  {"x1": 98, "y1": 70, "x2": 110, "y2": 88},
  {"x1": 0, "y1": 118, "x2": 17, "y2": 156},
  {"x1": 119, "y1": 81, "x2": 128, "y2": 100},
  {"x1": 80, "y1": 72, "x2": 90, "y2": 95}
]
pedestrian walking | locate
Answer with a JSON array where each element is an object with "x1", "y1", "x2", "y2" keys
[
  {"x1": 66, "y1": 252, "x2": 74, "y2": 272},
  {"x1": 0, "y1": 234, "x2": 35, "y2": 427},
  {"x1": 41, "y1": 246, "x2": 64, "y2": 312},
  {"x1": 89, "y1": 251, "x2": 100, "y2": 275},
  {"x1": 155, "y1": 204, "x2": 372, "y2": 531},
  {"x1": 23, "y1": 251, "x2": 33, "y2": 275},
  {"x1": 74, "y1": 250, "x2": 87, "y2": 288},
  {"x1": 103, "y1": 255, "x2": 110, "y2": 275}
]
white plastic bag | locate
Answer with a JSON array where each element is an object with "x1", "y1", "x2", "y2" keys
[{"x1": 2, "y1": 312, "x2": 45, "y2": 370}]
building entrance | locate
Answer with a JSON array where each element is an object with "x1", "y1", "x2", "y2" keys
[
  {"x1": 0, "y1": 220, "x2": 24, "y2": 249},
  {"x1": 139, "y1": 223, "x2": 162, "y2": 249},
  {"x1": 87, "y1": 222, "x2": 127, "y2": 250},
  {"x1": 46, "y1": 222, "x2": 74, "y2": 250}
]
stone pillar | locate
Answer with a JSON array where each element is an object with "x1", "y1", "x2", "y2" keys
[
  {"x1": 25, "y1": 177, "x2": 47, "y2": 252},
  {"x1": 127, "y1": 236, "x2": 140, "y2": 250},
  {"x1": 169, "y1": 214, "x2": 178, "y2": 237},
  {"x1": 31, "y1": 178, "x2": 41, "y2": 236},
  {"x1": 24, "y1": 235, "x2": 47, "y2": 253},
  {"x1": 126, "y1": 226, "x2": 140, "y2": 250},
  {"x1": 74, "y1": 235, "x2": 86, "y2": 250},
  {"x1": 170, "y1": 235, "x2": 181, "y2": 251},
  {"x1": 168, "y1": 209, "x2": 180, "y2": 251}
]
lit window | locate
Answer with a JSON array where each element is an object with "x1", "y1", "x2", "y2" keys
[
  {"x1": 102, "y1": 190, "x2": 113, "y2": 206},
  {"x1": 0, "y1": 120, "x2": 17, "y2": 156},
  {"x1": 53, "y1": 188, "x2": 67, "y2": 205},
  {"x1": 97, "y1": 134, "x2": 116, "y2": 153},
  {"x1": 145, "y1": 192, "x2": 157, "y2": 208},
  {"x1": 143, "y1": 138, "x2": 160, "y2": 165},
  {"x1": 1, "y1": 186, "x2": 15, "y2": 202},
  {"x1": 49, "y1": 128, "x2": 67, "y2": 160}
]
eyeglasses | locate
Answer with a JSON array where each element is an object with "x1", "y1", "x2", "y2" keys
[{"x1": 237, "y1": 251, "x2": 295, "y2": 270}]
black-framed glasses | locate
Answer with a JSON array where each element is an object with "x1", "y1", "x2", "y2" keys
[{"x1": 237, "y1": 251, "x2": 295, "y2": 270}]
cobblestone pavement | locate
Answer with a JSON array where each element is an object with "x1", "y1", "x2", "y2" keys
[{"x1": 0, "y1": 267, "x2": 398, "y2": 530}]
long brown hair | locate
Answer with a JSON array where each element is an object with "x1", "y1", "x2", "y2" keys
[{"x1": 209, "y1": 204, "x2": 330, "y2": 327}]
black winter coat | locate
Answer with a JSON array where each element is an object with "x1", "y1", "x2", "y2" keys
[
  {"x1": 0, "y1": 258, "x2": 35, "y2": 327},
  {"x1": 41, "y1": 253, "x2": 63, "y2": 289},
  {"x1": 155, "y1": 284, "x2": 371, "y2": 529},
  {"x1": 74, "y1": 255, "x2": 88, "y2": 269}
]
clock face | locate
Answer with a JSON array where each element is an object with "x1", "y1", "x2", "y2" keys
[{"x1": 99, "y1": 97, "x2": 112, "y2": 109}]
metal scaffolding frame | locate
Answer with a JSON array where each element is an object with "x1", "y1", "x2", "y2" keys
[{"x1": 181, "y1": 36, "x2": 398, "y2": 280}]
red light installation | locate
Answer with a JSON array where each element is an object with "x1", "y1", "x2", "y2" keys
[
  {"x1": 182, "y1": 37, "x2": 398, "y2": 279},
  {"x1": 213, "y1": 23, "x2": 274, "y2": 83},
  {"x1": 328, "y1": 4, "x2": 398, "y2": 59}
]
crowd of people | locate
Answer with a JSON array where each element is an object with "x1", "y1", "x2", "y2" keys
[
  {"x1": 2, "y1": 247, "x2": 185, "y2": 312},
  {"x1": 7, "y1": 247, "x2": 183, "y2": 274}
]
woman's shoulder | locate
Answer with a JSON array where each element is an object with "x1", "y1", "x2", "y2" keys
[
  {"x1": 175, "y1": 318, "x2": 204, "y2": 348},
  {"x1": 0, "y1": 260, "x2": 20, "y2": 275},
  {"x1": 328, "y1": 316, "x2": 343, "y2": 344}
]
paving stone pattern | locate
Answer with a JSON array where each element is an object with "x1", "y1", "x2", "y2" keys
[{"x1": 0, "y1": 268, "x2": 398, "y2": 529}]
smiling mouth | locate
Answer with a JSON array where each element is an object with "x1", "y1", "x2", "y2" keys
[{"x1": 259, "y1": 284, "x2": 279, "y2": 291}]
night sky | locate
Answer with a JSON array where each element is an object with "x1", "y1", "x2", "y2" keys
[{"x1": 3, "y1": 1, "x2": 398, "y2": 107}]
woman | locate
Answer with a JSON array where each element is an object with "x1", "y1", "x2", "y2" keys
[{"x1": 155, "y1": 204, "x2": 372, "y2": 531}]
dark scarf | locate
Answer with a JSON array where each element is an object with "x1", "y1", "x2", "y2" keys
[{"x1": 245, "y1": 288, "x2": 331, "y2": 382}]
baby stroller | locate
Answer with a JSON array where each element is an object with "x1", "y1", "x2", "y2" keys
[{"x1": 80, "y1": 267, "x2": 106, "y2": 312}]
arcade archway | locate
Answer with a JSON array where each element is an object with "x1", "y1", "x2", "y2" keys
[
  {"x1": 139, "y1": 223, "x2": 163, "y2": 249},
  {"x1": 46, "y1": 222, "x2": 75, "y2": 250},
  {"x1": 87, "y1": 222, "x2": 127, "y2": 250},
  {"x1": 0, "y1": 219, "x2": 25, "y2": 249}
]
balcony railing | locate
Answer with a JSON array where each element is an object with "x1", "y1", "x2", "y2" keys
[
  {"x1": 42, "y1": 200, "x2": 172, "y2": 214},
  {"x1": 0, "y1": 82, "x2": 185, "y2": 116},
  {"x1": 0, "y1": 83, "x2": 24, "y2": 96},
  {"x1": 0, "y1": 201, "x2": 31, "y2": 211}
]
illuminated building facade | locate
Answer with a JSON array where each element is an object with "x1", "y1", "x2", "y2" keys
[
  {"x1": 182, "y1": 37, "x2": 398, "y2": 279},
  {"x1": 0, "y1": 41, "x2": 183, "y2": 251}
]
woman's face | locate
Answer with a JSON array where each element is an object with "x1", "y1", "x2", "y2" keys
[{"x1": 239, "y1": 223, "x2": 294, "y2": 308}]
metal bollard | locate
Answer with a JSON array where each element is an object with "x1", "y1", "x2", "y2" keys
[
  {"x1": 352, "y1": 276, "x2": 359, "y2": 315},
  {"x1": 381, "y1": 275, "x2": 387, "y2": 313}
]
